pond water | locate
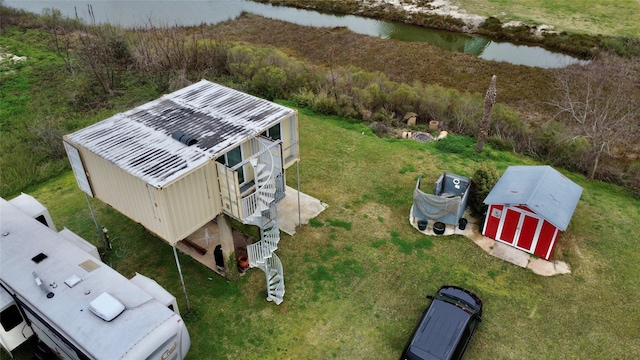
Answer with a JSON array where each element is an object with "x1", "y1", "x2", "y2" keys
[{"x1": 6, "y1": 0, "x2": 585, "y2": 68}]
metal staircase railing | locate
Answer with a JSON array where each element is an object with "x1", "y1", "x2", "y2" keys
[
  {"x1": 264, "y1": 253, "x2": 285, "y2": 304},
  {"x1": 243, "y1": 137, "x2": 285, "y2": 304},
  {"x1": 240, "y1": 138, "x2": 282, "y2": 224}
]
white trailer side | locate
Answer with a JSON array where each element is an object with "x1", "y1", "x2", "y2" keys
[{"x1": 0, "y1": 198, "x2": 190, "y2": 359}]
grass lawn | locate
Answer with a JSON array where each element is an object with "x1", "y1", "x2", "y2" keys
[
  {"x1": 458, "y1": 0, "x2": 640, "y2": 37},
  {"x1": 8, "y1": 106, "x2": 640, "y2": 359}
]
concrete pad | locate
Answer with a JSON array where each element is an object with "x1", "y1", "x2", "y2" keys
[
  {"x1": 489, "y1": 242, "x2": 530, "y2": 268},
  {"x1": 277, "y1": 186, "x2": 328, "y2": 235},
  {"x1": 471, "y1": 236, "x2": 496, "y2": 254},
  {"x1": 410, "y1": 210, "x2": 572, "y2": 276},
  {"x1": 552, "y1": 260, "x2": 572, "y2": 274},
  {"x1": 527, "y1": 257, "x2": 557, "y2": 276},
  {"x1": 528, "y1": 258, "x2": 572, "y2": 276}
]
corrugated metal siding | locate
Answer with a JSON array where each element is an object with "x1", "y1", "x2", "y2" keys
[
  {"x1": 79, "y1": 148, "x2": 158, "y2": 228},
  {"x1": 217, "y1": 163, "x2": 241, "y2": 219},
  {"x1": 82, "y1": 156, "x2": 221, "y2": 245},
  {"x1": 64, "y1": 80, "x2": 298, "y2": 244},
  {"x1": 153, "y1": 162, "x2": 221, "y2": 244},
  {"x1": 281, "y1": 113, "x2": 299, "y2": 167},
  {"x1": 67, "y1": 117, "x2": 206, "y2": 189},
  {"x1": 65, "y1": 80, "x2": 295, "y2": 189}
]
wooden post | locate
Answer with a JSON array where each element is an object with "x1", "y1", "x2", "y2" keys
[
  {"x1": 475, "y1": 75, "x2": 497, "y2": 153},
  {"x1": 216, "y1": 213, "x2": 239, "y2": 281}
]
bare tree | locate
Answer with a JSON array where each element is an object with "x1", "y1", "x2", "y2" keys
[
  {"x1": 475, "y1": 75, "x2": 497, "y2": 152},
  {"x1": 452, "y1": 92, "x2": 482, "y2": 134},
  {"x1": 75, "y1": 23, "x2": 131, "y2": 96},
  {"x1": 550, "y1": 53, "x2": 640, "y2": 180},
  {"x1": 42, "y1": 8, "x2": 80, "y2": 74}
]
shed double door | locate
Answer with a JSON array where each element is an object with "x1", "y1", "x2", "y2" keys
[{"x1": 496, "y1": 206, "x2": 540, "y2": 252}]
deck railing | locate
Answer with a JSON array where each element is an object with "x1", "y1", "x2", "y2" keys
[{"x1": 219, "y1": 137, "x2": 283, "y2": 224}]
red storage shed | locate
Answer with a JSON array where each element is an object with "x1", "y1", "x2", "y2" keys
[{"x1": 482, "y1": 166, "x2": 583, "y2": 260}]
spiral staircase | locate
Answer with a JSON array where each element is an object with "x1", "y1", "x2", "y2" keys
[{"x1": 241, "y1": 139, "x2": 285, "y2": 304}]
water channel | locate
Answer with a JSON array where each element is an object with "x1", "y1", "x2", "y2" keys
[{"x1": 6, "y1": 0, "x2": 585, "y2": 68}]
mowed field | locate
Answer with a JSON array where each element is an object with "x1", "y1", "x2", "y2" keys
[
  {"x1": 1, "y1": 2, "x2": 639, "y2": 359},
  {"x1": 457, "y1": 0, "x2": 640, "y2": 37}
]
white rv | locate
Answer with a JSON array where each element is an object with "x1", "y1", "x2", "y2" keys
[{"x1": 0, "y1": 196, "x2": 190, "y2": 359}]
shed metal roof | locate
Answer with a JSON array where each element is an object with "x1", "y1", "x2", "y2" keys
[
  {"x1": 483, "y1": 166, "x2": 583, "y2": 230},
  {"x1": 65, "y1": 80, "x2": 295, "y2": 188}
]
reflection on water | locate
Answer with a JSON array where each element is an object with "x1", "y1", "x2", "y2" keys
[
  {"x1": 5, "y1": 0, "x2": 584, "y2": 68},
  {"x1": 464, "y1": 38, "x2": 491, "y2": 55},
  {"x1": 376, "y1": 21, "x2": 482, "y2": 54}
]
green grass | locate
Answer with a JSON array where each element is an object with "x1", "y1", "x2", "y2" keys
[
  {"x1": 2, "y1": 11, "x2": 639, "y2": 360},
  {"x1": 6, "y1": 106, "x2": 640, "y2": 359},
  {"x1": 460, "y1": 0, "x2": 640, "y2": 37}
]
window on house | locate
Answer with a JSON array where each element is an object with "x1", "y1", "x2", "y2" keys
[
  {"x1": 1, "y1": 304, "x2": 24, "y2": 332},
  {"x1": 262, "y1": 123, "x2": 281, "y2": 141},
  {"x1": 35, "y1": 215, "x2": 48, "y2": 228},
  {"x1": 216, "y1": 146, "x2": 245, "y2": 184}
]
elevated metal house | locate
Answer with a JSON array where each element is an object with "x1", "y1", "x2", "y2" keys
[
  {"x1": 482, "y1": 166, "x2": 583, "y2": 260},
  {"x1": 63, "y1": 80, "x2": 300, "y2": 304},
  {"x1": 412, "y1": 172, "x2": 471, "y2": 226}
]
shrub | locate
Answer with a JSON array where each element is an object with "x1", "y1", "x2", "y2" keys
[
  {"x1": 478, "y1": 17, "x2": 505, "y2": 38},
  {"x1": 419, "y1": 85, "x2": 458, "y2": 124},
  {"x1": 336, "y1": 94, "x2": 359, "y2": 119},
  {"x1": 599, "y1": 37, "x2": 640, "y2": 57},
  {"x1": 312, "y1": 89, "x2": 340, "y2": 115},
  {"x1": 469, "y1": 163, "x2": 501, "y2": 216},
  {"x1": 227, "y1": 45, "x2": 260, "y2": 80},
  {"x1": 489, "y1": 104, "x2": 529, "y2": 152},
  {"x1": 433, "y1": 134, "x2": 476, "y2": 155},
  {"x1": 283, "y1": 60, "x2": 322, "y2": 96},
  {"x1": 29, "y1": 115, "x2": 67, "y2": 160},
  {"x1": 449, "y1": 92, "x2": 482, "y2": 134},
  {"x1": 364, "y1": 82, "x2": 388, "y2": 110},
  {"x1": 351, "y1": 86, "x2": 374, "y2": 115},
  {"x1": 369, "y1": 121, "x2": 392, "y2": 137},
  {"x1": 486, "y1": 136, "x2": 516, "y2": 152},
  {"x1": 197, "y1": 40, "x2": 232, "y2": 76},
  {"x1": 388, "y1": 83, "x2": 419, "y2": 115},
  {"x1": 371, "y1": 108, "x2": 395, "y2": 125},
  {"x1": 622, "y1": 162, "x2": 640, "y2": 196},
  {"x1": 250, "y1": 66, "x2": 287, "y2": 100},
  {"x1": 292, "y1": 88, "x2": 317, "y2": 108},
  {"x1": 531, "y1": 121, "x2": 588, "y2": 171}
]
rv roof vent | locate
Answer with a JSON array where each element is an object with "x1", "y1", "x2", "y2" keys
[
  {"x1": 31, "y1": 253, "x2": 48, "y2": 263},
  {"x1": 89, "y1": 292, "x2": 125, "y2": 321}
]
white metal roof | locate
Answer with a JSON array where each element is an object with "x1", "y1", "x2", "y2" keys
[
  {"x1": 65, "y1": 80, "x2": 295, "y2": 188},
  {"x1": 0, "y1": 198, "x2": 179, "y2": 359},
  {"x1": 483, "y1": 166, "x2": 583, "y2": 230}
]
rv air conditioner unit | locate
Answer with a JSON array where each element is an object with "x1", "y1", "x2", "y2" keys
[{"x1": 89, "y1": 292, "x2": 125, "y2": 321}]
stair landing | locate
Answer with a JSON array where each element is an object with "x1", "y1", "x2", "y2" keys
[
  {"x1": 276, "y1": 186, "x2": 328, "y2": 235},
  {"x1": 176, "y1": 187, "x2": 326, "y2": 273}
]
